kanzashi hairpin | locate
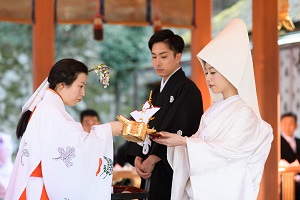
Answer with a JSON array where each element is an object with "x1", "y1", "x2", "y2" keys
[{"x1": 89, "y1": 64, "x2": 110, "y2": 88}]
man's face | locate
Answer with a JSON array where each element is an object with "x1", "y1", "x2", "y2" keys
[
  {"x1": 151, "y1": 42, "x2": 182, "y2": 81},
  {"x1": 281, "y1": 116, "x2": 297, "y2": 137},
  {"x1": 81, "y1": 116, "x2": 100, "y2": 132}
]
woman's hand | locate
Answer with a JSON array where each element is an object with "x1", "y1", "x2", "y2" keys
[
  {"x1": 154, "y1": 131, "x2": 187, "y2": 147},
  {"x1": 109, "y1": 121, "x2": 123, "y2": 136}
]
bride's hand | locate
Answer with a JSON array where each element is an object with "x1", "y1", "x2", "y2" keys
[{"x1": 154, "y1": 131, "x2": 187, "y2": 147}]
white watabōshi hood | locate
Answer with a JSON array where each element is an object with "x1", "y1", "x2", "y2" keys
[{"x1": 197, "y1": 18, "x2": 260, "y2": 118}]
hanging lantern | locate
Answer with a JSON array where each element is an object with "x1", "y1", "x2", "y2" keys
[
  {"x1": 153, "y1": 16, "x2": 162, "y2": 34},
  {"x1": 153, "y1": 0, "x2": 162, "y2": 33},
  {"x1": 278, "y1": 0, "x2": 295, "y2": 31},
  {"x1": 93, "y1": 0, "x2": 104, "y2": 41},
  {"x1": 93, "y1": 16, "x2": 103, "y2": 41}
]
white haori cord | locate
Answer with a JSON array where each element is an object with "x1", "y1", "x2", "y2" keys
[{"x1": 137, "y1": 135, "x2": 151, "y2": 155}]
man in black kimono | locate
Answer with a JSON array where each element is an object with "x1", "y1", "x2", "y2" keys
[{"x1": 126, "y1": 29, "x2": 204, "y2": 199}]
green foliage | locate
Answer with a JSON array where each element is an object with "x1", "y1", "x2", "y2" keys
[
  {"x1": 55, "y1": 24, "x2": 153, "y2": 149},
  {"x1": 0, "y1": 22, "x2": 152, "y2": 151},
  {"x1": 55, "y1": 24, "x2": 152, "y2": 123},
  {"x1": 99, "y1": 25, "x2": 151, "y2": 117},
  {"x1": 0, "y1": 23, "x2": 32, "y2": 145},
  {"x1": 101, "y1": 25, "x2": 150, "y2": 72}
]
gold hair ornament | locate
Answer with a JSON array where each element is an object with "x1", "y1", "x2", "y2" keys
[{"x1": 89, "y1": 64, "x2": 110, "y2": 88}]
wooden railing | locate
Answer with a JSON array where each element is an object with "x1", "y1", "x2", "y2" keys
[{"x1": 278, "y1": 166, "x2": 300, "y2": 200}]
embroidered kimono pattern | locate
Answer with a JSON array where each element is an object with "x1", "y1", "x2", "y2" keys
[
  {"x1": 5, "y1": 90, "x2": 114, "y2": 200},
  {"x1": 52, "y1": 146, "x2": 76, "y2": 168}
]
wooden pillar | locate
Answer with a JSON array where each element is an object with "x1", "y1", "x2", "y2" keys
[
  {"x1": 190, "y1": 0, "x2": 211, "y2": 111},
  {"x1": 32, "y1": 0, "x2": 55, "y2": 89},
  {"x1": 252, "y1": 0, "x2": 279, "y2": 199}
]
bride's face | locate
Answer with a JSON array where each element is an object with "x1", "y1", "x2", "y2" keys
[{"x1": 204, "y1": 63, "x2": 237, "y2": 99}]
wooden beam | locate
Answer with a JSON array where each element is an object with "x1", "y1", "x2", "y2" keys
[
  {"x1": 0, "y1": 18, "x2": 31, "y2": 24},
  {"x1": 252, "y1": 0, "x2": 279, "y2": 199},
  {"x1": 32, "y1": 0, "x2": 55, "y2": 89},
  {"x1": 190, "y1": 0, "x2": 211, "y2": 111}
]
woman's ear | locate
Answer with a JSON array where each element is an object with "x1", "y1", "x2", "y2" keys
[
  {"x1": 59, "y1": 82, "x2": 65, "y2": 88},
  {"x1": 56, "y1": 82, "x2": 65, "y2": 92}
]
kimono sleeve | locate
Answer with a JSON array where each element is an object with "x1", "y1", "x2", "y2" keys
[
  {"x1": 186, "y1": 107, "x2": 266, "y2": 176},
  {"x1": 151, "y1": 83, "x2": 203, "y2": 159}
]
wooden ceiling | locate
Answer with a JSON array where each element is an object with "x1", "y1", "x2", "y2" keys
[{"x1": 0, "y1": 0, "x2": 195, "y2": 27}]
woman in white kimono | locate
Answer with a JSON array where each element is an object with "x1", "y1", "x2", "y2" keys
[
  {"x1": 5, "y1": 58, "x2": 123, "y2": 200},
  {"x1": 154, "y1": 19, "x2": 274, "y2": 200}
]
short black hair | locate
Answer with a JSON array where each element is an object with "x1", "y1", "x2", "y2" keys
[
  {"x1": 80, "y1": 109, "x2": 100, "y2": 122},
  {"x1": 16, "y1": 58, "x2": 88, "y2": 139},
  {"x1": 281, "y1": 112, "x2": 297, "y2": 122},
  {"x1": 148, "y1": 29, "x2": 184, "y2": 55}
]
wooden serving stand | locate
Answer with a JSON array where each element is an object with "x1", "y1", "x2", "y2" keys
[
  {"x1": 111, "y1": 185, "x2": 149, "y2": 200},
  {"x1": 113, "y1": 170, "x2": 141, "y2": 187}
]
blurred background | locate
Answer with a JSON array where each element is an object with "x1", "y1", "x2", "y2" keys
[{"x1": 0, "y1": 0, "x2": 300, "y2": 157}]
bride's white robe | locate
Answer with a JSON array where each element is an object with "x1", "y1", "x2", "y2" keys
[
  {"x1": 168, "y1": 95, "x2": 273, "y2": 200},
  {"x1": 5, "y1": 90, "x2": 114, "y2": 200}
]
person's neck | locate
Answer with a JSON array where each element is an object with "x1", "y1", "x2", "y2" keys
[
  {"x1": 162, "y1": 67, "x2": 181, "y2": 82},
  {"x1": 222, "y1": 91, "x2": 238, "y2": 100},
  {"x1": 281, "y1": 131, "x2": 295, "y2": 140},
  {"x1": 47, "y1": 88, "x2": 64, "y2": 103}
]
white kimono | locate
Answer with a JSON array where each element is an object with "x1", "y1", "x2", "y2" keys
[
  {"x1": 0, "y1": 133, "x2": 13, "y2": 199},
  {"x1": 168, "y1": 95, "x2": 273, "y2": 200},
  {"x1": 5, "y1": 90, "x2": 114, "y2": 200}
]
